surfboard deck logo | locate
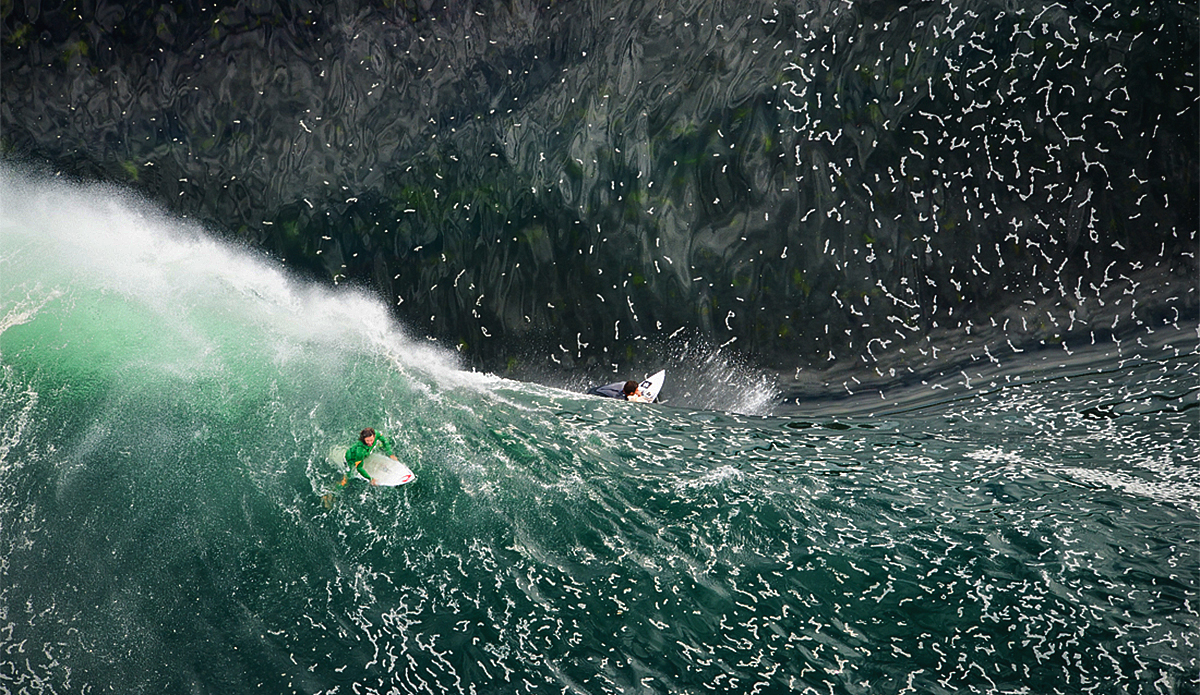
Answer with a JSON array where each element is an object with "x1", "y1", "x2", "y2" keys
[{"x1": 638, "y1": 370, "x2": 666, "y2": 402}]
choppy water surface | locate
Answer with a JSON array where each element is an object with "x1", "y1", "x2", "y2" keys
[
  {"x1": 2, "y1": 0, "x2": 1197, "y2": 691},
  {"x1": 1, "y1": 174, "x2": 1196, "y2": 694}
]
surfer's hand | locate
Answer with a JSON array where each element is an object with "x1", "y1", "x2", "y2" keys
[
  {"x1": 370, "y1": 478, "x2": 378, "y2": 486},
  {"x1": 339, "y1": 476, "x2": 347, "y2": 486},
  {"x1": 390, "y1": 455, "x2": 399, "y2": 461}
]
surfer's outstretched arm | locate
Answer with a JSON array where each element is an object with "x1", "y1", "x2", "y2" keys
[{"x1": 376, "y1": 432, "x2": 397, "y2": 459}]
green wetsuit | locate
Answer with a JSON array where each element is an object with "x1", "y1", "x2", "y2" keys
[{"x1": 345, "y1": 433, "x2": 395, "y2": 482}]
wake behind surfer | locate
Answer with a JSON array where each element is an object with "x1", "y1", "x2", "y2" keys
[
  {"x1": 588, "y1": 379, "x2": 650, "y2": 402},
  {"x1": 341, "y1": 427, "x2": 397, "y2": 487}
]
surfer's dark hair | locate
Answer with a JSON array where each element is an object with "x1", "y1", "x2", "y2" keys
[
  {"x1": 623, "y1": 381, "x2": 638, "y2": 395},
  {"x1": 359, "y1": 427, "x2": 375, "y2": 441}
]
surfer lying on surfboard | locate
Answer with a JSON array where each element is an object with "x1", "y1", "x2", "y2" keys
[
  {"x1": 587, "y1": 379, "x2": 652, "y2": 402},
  {"x1": 341, "y1": 427, "x2": 396, "y2": 486},
  {"x1": 588, "y1": 371, "x2": 665, "y2": 403}
]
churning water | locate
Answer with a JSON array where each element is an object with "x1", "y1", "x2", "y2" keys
[
  {"x1": 1, "y1": 170, "x2": 1196, "y2": 694},
  {"x1": 2, "y1": 0, "x2": 1197, "y2": 692}
]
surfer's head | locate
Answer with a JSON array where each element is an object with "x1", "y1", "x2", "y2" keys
[
  {"x1": 359, "y1": 427, "x2": 376, "y2": 444},
  {"x1": 623, "y1": 381, "x2": 639, "y2": 396}
]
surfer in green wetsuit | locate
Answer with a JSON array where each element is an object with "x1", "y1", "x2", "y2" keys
[{"x1": 340, "y1": 427, "x2": 397, "y2": 487}]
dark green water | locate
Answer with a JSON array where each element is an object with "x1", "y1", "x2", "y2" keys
[
  {"x1": 2, "y1": 0, "x2": 1198, "y2": 691},
  {"x1": 3, "y1": 0, "x2": 1196, "y2": 381},
  {"x1": 1, "y1": 171, "x2": 1197, "y2": 693}
]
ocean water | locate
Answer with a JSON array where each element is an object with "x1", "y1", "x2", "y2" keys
[
  {"x1": 3, "y1": 0, "x2": 1196, "y2": 379},
  {"x1": 2, "y1": 171, "x2": 1197, "y2": 694}
]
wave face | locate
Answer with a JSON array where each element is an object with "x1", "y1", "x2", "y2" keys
[
  {"x1": 2, "y1": 171, "x2": 1198, "y2": 694},
  {"x1": 2, "y1": 0, "x2": 1196, "y2": 384}
]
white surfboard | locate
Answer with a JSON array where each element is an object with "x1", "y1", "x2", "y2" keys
[
  {"x1": 361, "y1": 451, "x2": 416, "y2": 486},
  {"x1": 638, "y1": 370, "x2": 666, "y2": 402}
]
